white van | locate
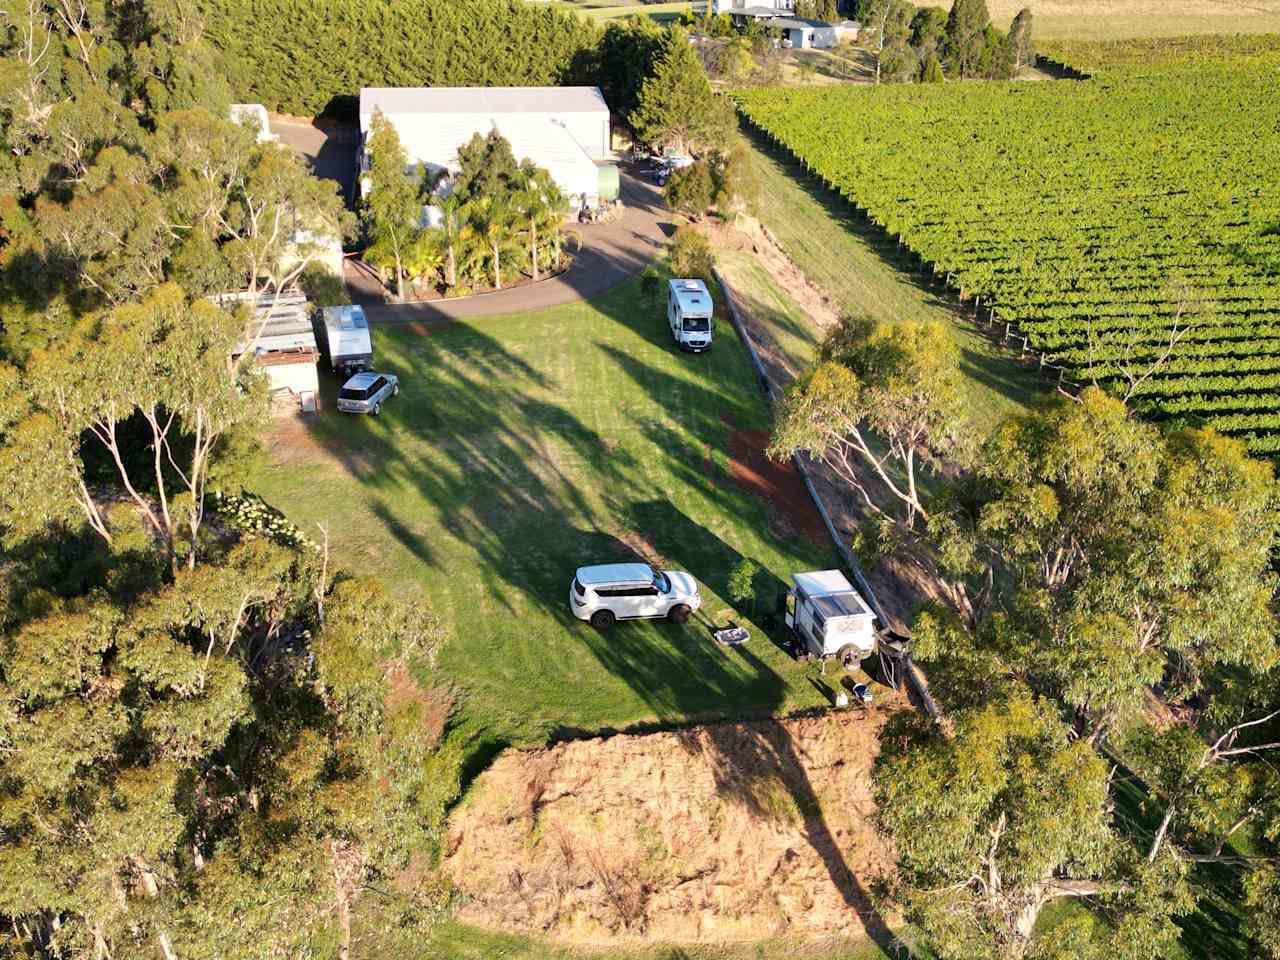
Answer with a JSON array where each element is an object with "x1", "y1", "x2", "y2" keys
[
  {"x1": 667, "y1": 279, "x2": 713, "y2": 352},
  {"x1": 570, "y1": 562, "x2": 701, "y2": 629}
]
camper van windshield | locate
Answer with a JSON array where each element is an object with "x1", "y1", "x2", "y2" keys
[{"x1": 683, "y1": 317, "x2": 710, "y2": 332}]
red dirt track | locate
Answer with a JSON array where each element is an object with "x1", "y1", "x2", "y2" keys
[{"x1": 725, "y1": 428, "x2": 829, "y2": 545}]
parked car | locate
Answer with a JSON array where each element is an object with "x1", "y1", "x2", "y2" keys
[
  {"x1": 653, "y1": 153, "x2": 694, "y2": 186},
  {"x1": 570, "y1": 562, "x2": 701, "y2": 629},
  {"x1": 336, "y1": 371, "x2": 399, "y2": 415}
]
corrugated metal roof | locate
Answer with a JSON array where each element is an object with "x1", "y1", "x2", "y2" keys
[
  {"x1": 360, "y1": 86, "x2": 608, "y2": 120},
  {"x1": 222, "y1": 293, "x2": 317, "y2": 357}
]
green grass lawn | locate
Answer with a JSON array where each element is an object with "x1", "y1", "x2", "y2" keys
[
  {"x1": 738, "y1": 122, "x2": 1050, "y2": 434},
  {"x1": 424, "y1": 922, "x2": 897, "y2": 959},
  {"x1": 251, "y1": 278, "x2": 837, "y2": 746}
]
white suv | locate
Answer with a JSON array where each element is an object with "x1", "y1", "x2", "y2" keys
[{"x1": 570, "y1": 563, "x2": 701, "y2": 630}]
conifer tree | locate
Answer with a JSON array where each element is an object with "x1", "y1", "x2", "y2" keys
[
  {"x1": 630, "y1": 28, "x2": 734, "y2": 154},
  {"x1": 944, "y1": 0, "x2": 992, "y2": 78},
  {"x1": 1007, "y1": 7, "x2": 1035, "y2": 70}
]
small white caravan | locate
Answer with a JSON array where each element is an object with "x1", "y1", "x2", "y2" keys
[{"x1": 318, "y1": 305, "x2": 373, "y2": 375}]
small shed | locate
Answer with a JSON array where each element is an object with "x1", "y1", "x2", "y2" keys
[
  {"x1": 775, "y1": 17, "x2": 837, "y2": 49},
  {"x1": 223, "y1": 292, "x2": 320, "y2": 410}
]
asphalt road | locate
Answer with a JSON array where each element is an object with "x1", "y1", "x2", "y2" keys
[{"x1": 270, "y1": 114, "x2": 674, "y2": 321}]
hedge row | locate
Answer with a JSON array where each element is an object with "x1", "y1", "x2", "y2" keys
[{"x1": 200, "y1": 0, "x2": 600, "y2": 116}]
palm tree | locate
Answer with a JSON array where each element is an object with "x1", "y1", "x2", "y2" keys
[
  {"x1": 403, "y1": 228, "x2": 445, "y2": 296},
  {"x1": 429, "y1": 192, "x2": 465, "y2": 289},
  {"x1": 467, "y1": 196, "x2": 518, "y2": 290},
  {"x1": 543, "y1": 184, "x2": 578, "y2": 272},
  {"x1": 513, "y1": 166, "x2": 562, "y2": 282}
]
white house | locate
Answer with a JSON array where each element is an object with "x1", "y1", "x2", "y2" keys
[{"x1": 358, "y1": 86, "x2": 612, "y2": 210}]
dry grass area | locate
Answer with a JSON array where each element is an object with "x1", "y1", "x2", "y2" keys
[
  {"x1": 988, "y1": 0, "x2": 1280, "y2": 39},
  {"x1": 444, "y1": 704, "x2": 905, "y2": 947}
]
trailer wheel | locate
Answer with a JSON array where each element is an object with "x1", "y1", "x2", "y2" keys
[
  {"x1": 837, "y1": 644, "x2": 860, "y2": 670},
  {"x1": 667, "y1": 603, "x2": 692, "y2": 624},
  {"x1": 590, "y1": 609, "x2": 616, "y2": 630}
]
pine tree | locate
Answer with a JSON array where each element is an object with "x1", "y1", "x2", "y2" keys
[
  {"x1": 944, "y1": 0, "x2": 991, "y2": 78},
  {"x1": 630, "y1": 29, "x2": 734, "y2": 154},
  {"x1": 1007, "y1": 7, "x2": 1035, "y2": 70},
  {"x1": 920, "y1": 53, "x2": 944, "y2": 82}
]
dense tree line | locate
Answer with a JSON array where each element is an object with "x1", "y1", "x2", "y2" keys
[
  {"x1": 197, "y1": 0, "x2": 601, "y2": 116},
  {"x1": 771, "y1": 316, "x2": 1280, "y2": 958},
  {"x1": 858, "y1": 0, "x2": 1033, "y2": 82},
  {"x1": 0, "y1": 3, "x2": 464, "y2": 956}
]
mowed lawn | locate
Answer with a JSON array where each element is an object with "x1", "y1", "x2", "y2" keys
[{"x1": 251, "y1": 279, "x2": 836, "y2": 743}]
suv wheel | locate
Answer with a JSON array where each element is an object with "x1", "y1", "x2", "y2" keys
[
  {"x1": 590, "y1": 609, "x2": 616, "y2": 630},
  {"x1": 667, "y1": 604, "x2": 692, "y2": 624},
  {"x1": 371, "y1": 403, "x2": 381, "y2": 416},
  {"x1": 392, "y1": 384, "x2": 400, "y2": 396}
]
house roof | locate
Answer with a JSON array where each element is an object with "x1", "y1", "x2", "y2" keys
[
  {"x1": 359, "y1": 86, "x2": 608, "y2": 123},
  {"x1": 773, "y1": 16, "x2": 834, "y2": 29},
  {"x1": 222, "y1": 293, "x2": 316, "y2": 357}
]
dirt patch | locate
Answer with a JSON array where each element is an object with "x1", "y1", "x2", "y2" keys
[
  {"x1": 444, "y1": 706, "x2": 902, "y2": 945},
  {"x1": 725, "y1": 429, "x2": 828, "y2": 546},
  {"x1": 616, "y1": 530, "x2": 668, "y2": 570}
]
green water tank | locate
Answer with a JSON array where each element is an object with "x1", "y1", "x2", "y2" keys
[{"x1": 597, "y1": 163, "x2": 620, "y2": 202}]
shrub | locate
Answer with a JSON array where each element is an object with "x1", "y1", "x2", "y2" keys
[
  {"x1": 669, "y1": 226, "x2": 715, "y2": 282},
  {"x1": 299, "y1": 264, "x2": 349, "y2": 307}
]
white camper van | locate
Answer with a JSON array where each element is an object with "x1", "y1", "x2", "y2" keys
[
  {"x1": 318, "y1": 305, "x2": 373, "y2": 376},
  {"x1": 783, "y1": 570, "x2": 879, "y2": 668},
  {"x1": 667, "y1": 279, "x2": 713, "y2": 352}
]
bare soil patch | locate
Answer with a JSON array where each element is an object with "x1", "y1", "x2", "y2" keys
[
  {"x1": 725, "y1": 428, "x2": 829, "y2": 546},
  {"x1": 444, "y1": 705, "x2": 903, "y2": 945}
]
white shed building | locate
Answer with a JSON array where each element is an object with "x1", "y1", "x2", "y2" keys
[
  {"x1": 223, "y1": 292, "x2": 320, "y2": 411},
  {"x1": 358, "y1": 86, "x2": 612, "y2": 208}
]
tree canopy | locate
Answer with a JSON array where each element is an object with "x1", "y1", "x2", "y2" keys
[{"x1": 630, "y1": 28, "x2": 735, "y2": 154}]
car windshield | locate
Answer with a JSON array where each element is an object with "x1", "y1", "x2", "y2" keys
[
  {"x1": 339, "y1": 386, "x2": 368, "y2": 401},
  {"x1": 683, "y1": 317, "x2": 710, "y2": 332},
  {"x1": 654, "y1": 572, "x2": 671, "y2": 593}
]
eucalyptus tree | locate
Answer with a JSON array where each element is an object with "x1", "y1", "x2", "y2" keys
[
  {"x1": 362, "y1": 109, "x2": 422, "y2": 302},
  {"x1": 769, "y1": 315, "x2": 972, "y2": 528}
]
